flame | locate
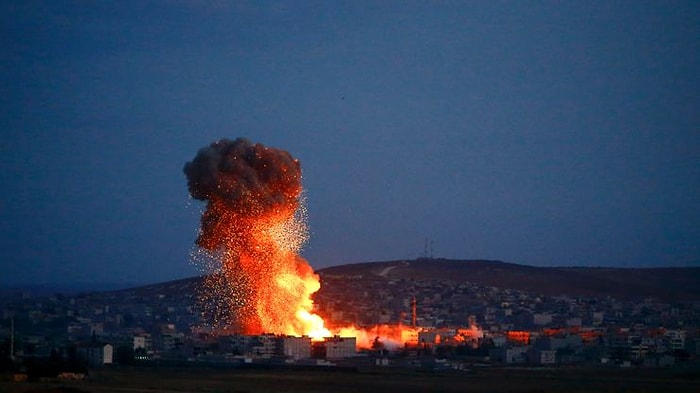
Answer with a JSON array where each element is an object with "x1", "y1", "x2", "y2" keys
[
  {"x1": 506, "y1": 330, "x2": 531, "y2": 344},
  {"x1": 238, "y1": 209, "x2": 328, "y2": 337},
  {"x1": 331, "y1": 324, "x2": 420, "y2": 349},
  {"x1": 243, "y1": 210, "x2": 420, "y2": 346}
]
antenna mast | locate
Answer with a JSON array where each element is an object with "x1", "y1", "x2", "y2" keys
[
  {"x1": 10, "y1": 317, "x2": 15, "y2": 362},
  {"x1": 423, "y1": 237, "x2": 435, "y2": 259}
]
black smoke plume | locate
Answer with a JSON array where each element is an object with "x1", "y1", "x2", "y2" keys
[{"x1": 183, "y1": 138, "x2": 302, "y2": 250}]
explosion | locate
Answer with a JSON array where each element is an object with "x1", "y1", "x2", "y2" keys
[
  {"x1": 185, "y1": 138, "x2": 328, "y2": 337},
  {"x1": 185, "y1": 138, "x2": 428, "y2": 348}
]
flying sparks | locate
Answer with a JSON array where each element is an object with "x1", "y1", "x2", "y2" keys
[{"x1": 185, "y1": 138, "x2": 326, "y2": 337}]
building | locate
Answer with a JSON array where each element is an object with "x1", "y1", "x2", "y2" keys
[
  {"x1": 77, "y1": 343, "x2": 113, "y2": 366},
  {"x1": 282, "y1": 336, "x2": 311, "y2": 359},
  {"x1": 506, "y1": 331, "x2": 531, "y2": 345},
  {"x1": 324, "y1": 336, "x2": 356, "y2": 359},
  {"x1": 491, "y1": 335, "x2": 507, "y2": 348},
  {"x1": 664, "y1": 330, "x2": 686, "y2": 350},
  {"x1": 566, "y1": 317, "x2": 582, "y2": 327},
  {"x1": 533, "y1": 313, "x2": 553, "y2": 326},
  {"x1": 418, "y1": 330, "x2": 440, "y2": 346},
  {"x1": 490, "y1": 346, "x2": 530, "y2": 364},
  {"x1": 531, "y1": 349, "x2": 557, "y2": 365},
  {"x1": 161, "y1": 332, "x2": 185, "y2": 352},
  {"x1": 251, "y1": 334, "x2": 278, "y2": 359},
  {"x1": 133, "y1": 334, "x2": 152, "y2": 351}
]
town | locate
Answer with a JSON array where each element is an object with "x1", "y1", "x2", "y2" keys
[{"x1": 2, "y1": 262, "x2": 699, "y2": 378}]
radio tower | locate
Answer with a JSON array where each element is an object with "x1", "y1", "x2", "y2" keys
[{"x1": 423, "y1": 238, "x2": 434, "y2": 259}]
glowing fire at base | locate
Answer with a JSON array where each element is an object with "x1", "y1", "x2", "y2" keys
[
  {"x1": 185, "y1": 138, "x2": 452, "y2": 349},
  {"x1": 335, "y1": 324, "x2": 420, "y2": 349}
]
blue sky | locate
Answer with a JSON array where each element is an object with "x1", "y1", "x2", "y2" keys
[{"x1": 1, "y1": 1, "x2": 698, "y2": 286}]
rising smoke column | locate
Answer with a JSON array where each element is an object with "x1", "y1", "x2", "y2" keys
[{"x1": 184, "y1": 138, "x2": 326, "y2": 336}]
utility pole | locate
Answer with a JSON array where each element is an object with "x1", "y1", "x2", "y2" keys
[
  {"x1": 10, "y1": 317, "x2": 15, "y2": 362},
  {"x1": 411, "y1": 296, "x2": 417, "y2": 328}
]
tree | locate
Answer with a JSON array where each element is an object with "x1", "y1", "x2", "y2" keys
[{"x1": 115, "y1": 345, "x2": 135, "y2": 366}]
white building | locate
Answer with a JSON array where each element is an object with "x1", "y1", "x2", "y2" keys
[
  {"x1": 103, "y1": 344, "x2": 113, "y2": 364},
  {"x1": 282, "y1": 336, "x2": 311, "y2": 359},
  {"x1": 133, "y1": 334, "x2": 152, "y2": 350}
]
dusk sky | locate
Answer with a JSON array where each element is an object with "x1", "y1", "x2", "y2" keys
[{"x1": 1, "y1": 1, "x2": 698, "y2": 287}]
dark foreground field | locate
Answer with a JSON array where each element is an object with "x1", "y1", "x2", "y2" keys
[{"x1": 2, "y1": 367, "x2": 699, "y2": 393}]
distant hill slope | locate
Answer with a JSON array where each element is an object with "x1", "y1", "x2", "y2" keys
[
  {"x1": 318, "y1": 258, "x2": 700, "y2": 302},
  {"x1": 109, "y1": 275, "x2": 204, "y2": 297},
  {"x1": 100, "y1": 259, "x2": 700, "y2": 302}
]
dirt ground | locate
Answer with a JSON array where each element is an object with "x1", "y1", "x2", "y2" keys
[{"x1": 1, "y1": 366, "x2": 699, "y2": 393}]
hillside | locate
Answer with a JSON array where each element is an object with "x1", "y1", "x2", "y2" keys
[
  {"x1": 82, "y1": 258, "x2": 700, "y2": 302},
  {"x1": 317, "y1": 258, "x2": 700, "y2": 302}
]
